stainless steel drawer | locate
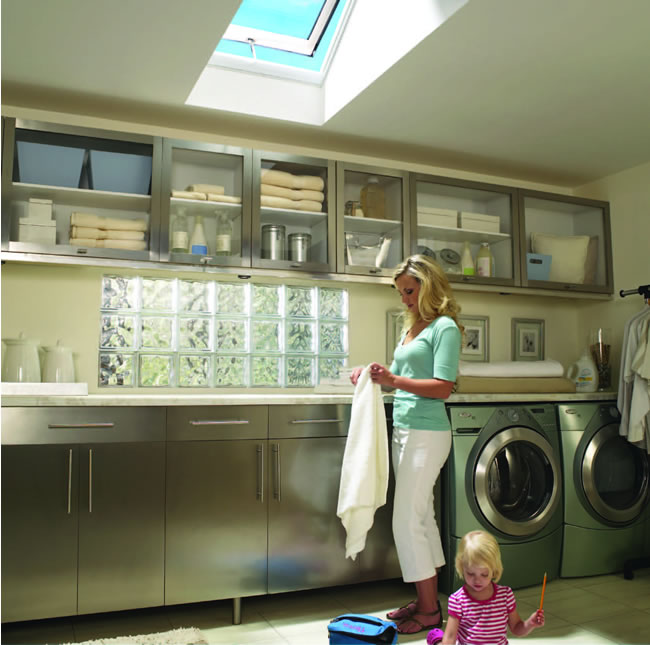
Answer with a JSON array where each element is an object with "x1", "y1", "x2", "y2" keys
[
  {"x1": 269, "y1": 404, "x2": 351, "y2": 439},
  {"x1": 1, "y1": 407, "x2": 165, "y2": 445},
  {"x1": 167, "y1": 406, "x2": 268, "y2": 441}
]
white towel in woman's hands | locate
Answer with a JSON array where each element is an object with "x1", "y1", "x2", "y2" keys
[
  {"x1": 337, "y1": 365, "x2": 388, "y2": 560},
  {"x1": 458, "y1": 359, "x2": 564, "y2": 378}
]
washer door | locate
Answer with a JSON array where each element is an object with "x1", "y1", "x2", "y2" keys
[
  {"x1": 580, "y1": 422, "x2": 650, "y2": 524},
  {"x1": 473, "y1": 426, "x2": 561, "y2": 537}
]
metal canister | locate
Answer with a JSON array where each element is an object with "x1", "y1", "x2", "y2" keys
[
  {"x1": 288, "y1": 232, "x2": 312, "y2": 263},
  {"x1": 261, "y1": 224, "x2": 286, "y2": 260}
]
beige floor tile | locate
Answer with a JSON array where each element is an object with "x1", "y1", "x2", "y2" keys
[
  {"x1": 583, "y1": 576, "x2": 650, "y2": 610},
  {"x1": 580, "y1": 609, "x2": 650, "y2": 645},
  {"x1": 201, "y1": 621, "x2": 287, "y2": 644},
  {"x1": 1, "y1": 617, "x2": 76, "y2": 645},
  {"x1": 72, "y1": 607, "x2": 173, "y2": 642},
  {"x1": 511, "y1": 623, "x2": 618, "y2": 643},
  {"x1": 539, "y1": 586, "x2": 629, "y2": 624}
]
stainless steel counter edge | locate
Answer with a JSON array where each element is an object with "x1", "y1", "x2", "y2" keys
[{"x1": 1, "y1": 391, "x2": 617, "y2": 407}]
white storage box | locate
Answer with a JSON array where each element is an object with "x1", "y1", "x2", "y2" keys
[
  {"x1": 418, "y1": 207, "x2": 458, "y2": 228},
  {"x1": 18, "y1": 218, "x2": 56, "y2": 244},
  {"x1": 460, "y1": 211, "x2": 500, "y2": 233},
  {"x1": 28, "y1": 198, "x2": 53, "y2": 221}
]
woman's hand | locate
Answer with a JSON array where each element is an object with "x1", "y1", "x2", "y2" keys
[
  {"x1": 369, "y1": 362, "x2": 395, "y2": 387},
  {"x1": 349, "y1": 367, "x2": 365, "y2": 385}
]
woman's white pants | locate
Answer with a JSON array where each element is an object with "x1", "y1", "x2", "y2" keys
[{"x1": 391, "y1": 427, "x2": 451, "y2": 583}]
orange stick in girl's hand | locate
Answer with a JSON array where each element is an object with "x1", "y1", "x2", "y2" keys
[{"x1": 539, "y1": 572, "x2": 547, "y2": 610}]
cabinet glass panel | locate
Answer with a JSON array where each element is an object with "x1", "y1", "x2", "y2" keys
[
  {"x1": 2, "y1": 119, "x2": 160, "y2": 261},
  {"x1": 520, "y1": 191, "x2": 612, "y2": 293},
  {"x1": 162, "y1": 140, "x2": 251, "y2": 268},
  {"x1": 253, "y1": 151, "x2": 334, "y2": 272},
  {"x1": 412, "y1": 175, "x2": 517, "y2": 286},
  {"x1": 338, "y1": 163, "x2": 408, "y2": 276}
]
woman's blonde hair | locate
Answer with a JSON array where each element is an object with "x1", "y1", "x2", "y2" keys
[
  {"x1": 455, "y1": 530, "x2": 503, "y2": 582},
  {"x1": 392, "y1": 254, "x2": 464, "y2": 335}
]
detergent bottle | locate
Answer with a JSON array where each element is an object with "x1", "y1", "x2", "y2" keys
[{"x1": 567, "y1": 348, "x2": 598, "y2": 392}]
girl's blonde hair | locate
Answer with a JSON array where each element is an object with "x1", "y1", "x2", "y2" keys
[
  {"x1": 392, "y1": 255, "x2": 464, "y2": 336},
  {"x1": 455, "y1": 530, "x2": 504, "y2": 582}
]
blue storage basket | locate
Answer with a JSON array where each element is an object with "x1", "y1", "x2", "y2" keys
[
  {"x1": 89, "y1": 150, "x2": 152, "y2": 195},
  {"x1": 16, "y1": 141, "x2": 85, "y2": 188},
  {"x1": 527, "y1": 253, "x2": 552, "y2": 281}
]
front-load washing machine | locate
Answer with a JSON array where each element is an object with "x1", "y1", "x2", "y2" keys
[
  {"x1": 557, "y1": 402, "x2": 650, "y2": 578},
  {"x1": 440, "y1": 404, "x2": 563, "y2": 594}
]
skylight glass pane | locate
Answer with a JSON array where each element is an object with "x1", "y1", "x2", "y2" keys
[{"x1": 231, "y1": 0, "x2": 326, "y2": 40}]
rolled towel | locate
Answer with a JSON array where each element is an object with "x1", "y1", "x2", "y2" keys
[
  {"x1": 70, "y1": 212, "x2": 147, "y2": 232},
  {"x1": 186, "y1": 183, "x2": 224, "y2": 195},
  {"x1": 261, "y1": 194, "x2": 322, "y2": 212},
  {"x1": 171, "y1": 190, "x2": 207, "y2": 200},
  {"x1": 206, "y1": 193, "x2": 242, "y2": 204},
  {"x1": 261, "y1": 183, "x2": 325, "y2": 203},
  {"x1": 71, "y1": 226, "x2": 145, "y2": 241},
  {"x1": 70, "y1": 238, "x2": 98, "y2": 247},
  {"x1": 458, "y1": 359, "x2": 564, "y2": 378},
  {"x1": 261, "y1": 168, "x2": 325, "y2": 191},
  {"x1": 70, "y1": 238, "x2": 146, "y2": 251}
]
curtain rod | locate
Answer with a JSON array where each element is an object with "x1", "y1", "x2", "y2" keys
[{"x1": 619, "y1": 284, "x2": 650, "y2": 298}]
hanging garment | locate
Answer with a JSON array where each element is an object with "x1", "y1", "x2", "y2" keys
[{"x1": 337, "y1": 365, "x2": 389, "y2": 560}]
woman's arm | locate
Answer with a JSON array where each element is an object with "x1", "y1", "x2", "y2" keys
[
  {"x1": 441, "y1": 614, "x2": 459, "y2": 644},
  {"x1": 508, "y1": 608, "x2": 544, "y2": 636},
  {"x1": 369, "y1": 362, "x2": 455, "y2": 399}
]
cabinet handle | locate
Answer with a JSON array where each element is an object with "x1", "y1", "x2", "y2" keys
[
  {"x1": 67, "y1": 449, "x2": 73, "y2": 515},
  {"x1": 48, "y1": 423, "x2": 114, "y2": 429},
  {"x1": 256, "y1": 444, "x2": 264, "y2": 502},
  {"x1": 290, "y1": 418, "x2": 343, "y2": 424},
  {"x1": 88, "y1": 449, "x2": 93, "y2": 513},
  {"x1": 272, "y1": 443, "x2": 281, "y2": 501},
  {"x1": 189, "y1": 419, "x2": 250, "y2": 426}
]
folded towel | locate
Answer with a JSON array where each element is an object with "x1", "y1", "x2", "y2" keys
[
  {"x1": 458, "y1": 359, "x2": 564, "y2": 378},
  {"x1": 206, "y1": 193, "x2": 242, "y2": 204},
  {"x1": 260, "y1": 194, "x2": 322, "y2": 212},
  {"x1": 455, "y1": 375, "x2": 576, "y2": 393},
  {"x1": 70, "y1": 238, "x2": 147, "y2": 251},
  {"x1": 337, "y1": 365, "x2": 388, "y2": 560},
  {"x1": 261, "y1": 168, "x2": 325, "y2": 191},
  {"x1": 71, "y1": 226, "x2": 145, "y2": 241},
  {"x1": 171, "y1": 190, "x2": 207, "y2": 200},
  {"x1": 261, "y1": 183, "x2": 324, "y2": 203},
  {"x1": 70, "y1": 213, "x2": 148, "y2": 232},
  {"x1": 185, "y1": 183, "x2": 224, "y2": 195}
]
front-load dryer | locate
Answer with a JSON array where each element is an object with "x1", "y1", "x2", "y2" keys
[
  {"x1": 557, "y1": 402, "x2": 650, "y2": 577},
  {"x1": 441, "y1": 404, "x2": 563, "y2": 594}
]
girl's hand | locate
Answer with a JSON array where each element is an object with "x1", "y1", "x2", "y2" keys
[
  {"x1": 530, "y1": 609, "x2": 544, "y2": 628},
  {"x1": 369, "y1": 362, "x2": 394, "y2": 387},
  {"x1": 349, "y1": 367, "x2": 364, "y2": 385}
]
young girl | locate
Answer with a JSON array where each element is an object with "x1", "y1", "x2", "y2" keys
[{"x1": 442, "y1": 530, "x2": 545, "y2": 645}]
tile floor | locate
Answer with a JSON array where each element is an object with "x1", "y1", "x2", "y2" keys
[{"x1": 3, "y1": 569, "x2": 650, "y2": 644}]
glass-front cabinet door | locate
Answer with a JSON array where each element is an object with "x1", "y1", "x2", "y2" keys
[
  {"x1": 518, "y1": 190, "x2": 612, "y2": 294},
  {"x1": 410, "y1": 174, "x2": 518, "y2": 287},
  {"x1": 337, "y1": 162, "x2": 409, "y2": 277},
  {"x1": 252, "y1": 151, "x2": 335, "y2": 273},
  {"x1": 160, "y1": 139, "x2": 252, "y2": 268},
  {"x1": 1, "y1": 118, "x2": 161, "y2": 261}
]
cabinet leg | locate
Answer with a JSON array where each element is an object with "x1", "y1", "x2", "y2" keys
[{"x1": 232, "y1": 597, "x2": 241, "y2": 625}]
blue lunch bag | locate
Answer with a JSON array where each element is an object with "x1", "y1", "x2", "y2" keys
[{"x1": 328, "y1": 613, "x2": 398, "y2": 644}]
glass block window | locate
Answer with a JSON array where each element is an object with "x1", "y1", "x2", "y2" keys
[{"x1": 99, "y1": 276, "x2": 348, "y2": 388}]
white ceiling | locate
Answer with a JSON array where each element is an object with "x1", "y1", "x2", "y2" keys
[{"x1": 3, "y1": 0, "x2": 650, "y2": 187}]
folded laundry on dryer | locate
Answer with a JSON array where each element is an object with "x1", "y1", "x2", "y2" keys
[{"x1": 458, "y1": 359, "x2": 564, "y2": 377}]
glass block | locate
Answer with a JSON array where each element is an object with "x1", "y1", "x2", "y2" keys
[
  {"x1": 252, "y1": 320, "x2": 281, "y2": 352},
  {"x1": 319, "y1": 288, "x2": 347, "y2": 319},
  {"x1": 215, "y1": 319, "x2": 247, "y2": 352},
  {"x1": 139, "y1": 354, "x2": 172, "y2": 387},
  {"x1": 179, "y1": 280, "x2": 211, "y2": 313},
  {"x1": 99, "y1": 352, "x2": 134, "y2": 386},
  {"x1": 215, "y1": 355, "x2": 247, "y2": 387},
  {"x1": 319, "y1": 356, "x2": 347, "y2": 382},
  {"x1": 141, "y1": 316, "x2": 173, "y2": 350},
  {"x1": 252, "y1": 356, "x2": 281, "y2": 387},
  {"x1": 286, "y1": 286, "x2": 315, "y2": 317},
  {"x1": 100, "y1": 314, "x2": 136, "y2": 349},
  {"x1": 320, "y1": 322, "x2": 347, "y2": 354},
  {"x1": 179, "y1": 317, "x2": 211, "y2": 351},
  {"x1": 286, "y1": 355, "x2": 314, "y2": 387},
  {"x1": 101, "y1": 275, "x2": 137, "y2": 310},
  {"x1": 179, "y1": 355, "x2": 211, "y2": 387},
  {"x1": 142, "y1": 278, "x2": 174, "y2": 311},
  {"x1": 252, "y1": 284, "x2": 281, "y2": 316},
  {"x1": 286, "y1": 321, "x2": 314, "y2": 353},
  {"x1": 216, "y1": 282, "x2": 249, "y2": 315}
]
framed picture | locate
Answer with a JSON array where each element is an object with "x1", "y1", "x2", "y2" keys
[
  {"x1": 386, "y1": 309, "x2": 404, "y2": 363},
  {"x1": 512, "y1": 318, "x2": 545, "y2": 361},
  {"x1": 459, "y1": 315, "x2": 489, "y2": 362}
]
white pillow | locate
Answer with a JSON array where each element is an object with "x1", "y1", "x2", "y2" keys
[{"x1": 531, "y1": 233, "x2": 590, "y2": 284}]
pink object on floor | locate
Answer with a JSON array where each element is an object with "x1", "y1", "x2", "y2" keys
[{"x1": 427, "y1": 627, "x2": 444, "y2": 644}]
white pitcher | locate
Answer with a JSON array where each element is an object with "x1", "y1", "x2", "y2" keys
[
  {"x1": 1, "y1": 333, "x2": 41, "y2": 382},
  {"x1": 42, "y1": 340, "x2": 75, "y2": 383}
]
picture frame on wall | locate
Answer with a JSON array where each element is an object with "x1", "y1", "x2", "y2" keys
[
  {"x1": 512, "y1": 318, "x2": 545, "y2": 361},
  {"x1": 386, "y1": 309, "x2": 404, "y2": 363},
  {"x1": 459, "y1": 315, "x2": 489, "y2": 362}
]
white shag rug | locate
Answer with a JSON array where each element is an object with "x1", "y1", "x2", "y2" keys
[{"x1": 64, "y1": 627, "x2": 207, "y2": 645}]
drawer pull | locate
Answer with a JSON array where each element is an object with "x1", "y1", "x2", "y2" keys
[
  {"x1": 88, "y1": 449, "x2": 93, "y2": 513},
  {"x1": 48, "y1": 423, "x2": 114, "y2": 429},
  {"x1": 256, "y1": 444, "x2": 264, "y2": 502},
  {"x1": 272, "y1": 443, "x2": 281, "y2": 501},
  {"x1": 189, "y1": 419, "x2": 250, "y2": 426},
  {"x1": 67, "y1": 449, "x2": 73, "y2": 515},
  {"x1": 290, "y1": 418, "x2": 343, "y2": 424}
]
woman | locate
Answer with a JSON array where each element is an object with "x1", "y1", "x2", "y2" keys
[{"x1": 350, "y1": 254, "x2": 462, "y2": 635}]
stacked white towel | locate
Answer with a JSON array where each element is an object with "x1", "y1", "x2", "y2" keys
[
  {"x1": 69, "y1": 213, "x2": 147, "y2": 251},
  {"x1": 171, "y1": 184, "x2": 242, "y2": 204},
  {"x1": 458, "y1": 359, "x2": 564, "y2": 378},
  {"x1": 261, "y1": 168, "x2": 325, "y2": 212}
]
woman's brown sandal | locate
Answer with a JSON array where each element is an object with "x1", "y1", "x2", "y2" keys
[
  {"x1": 386, "y1": 600, "x2": 417, "y2": 621},
  {"x1": 396, "y1": 602, "x2": 443, "y2": 635}
]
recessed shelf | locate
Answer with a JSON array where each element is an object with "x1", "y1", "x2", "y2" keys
[
  {"x1": 344, "y1": 215, "x2": 402, "y2": 236},
  {"x1": 416, "y1": 224, "x2": 511, "y2": 244},
  {"x1": 260, "y1": 206, "x2": 328, "y2": 227},
  {"x1": 170, "y1": 197, "x2": 242, "y2": 214}
]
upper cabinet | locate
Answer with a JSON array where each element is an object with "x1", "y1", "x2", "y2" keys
[
  {"x1": 518, "y1": 190, "x2": 612, "y2": 294},
  {"x1": 160, "y1": 138, "x2": 252, "y2": 268},
  {"x1": 1, "y1": 118, "x2": 162, "y2": 261},
  {"x1": 337, "y1": 162, "x2": 410, "y2": 277},
  {"x1": 252, "y1": 151, "x2": 335, "y2": 273},
  {"x1": 409, "y1": 174, "x2": 518, "y2": 288}
]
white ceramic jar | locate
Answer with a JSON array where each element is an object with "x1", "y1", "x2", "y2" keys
[
  {"x1": 1, "y1": 333, "x2": 41, "y2": 382},
  {"x1": 42, "y1": 340, "x2": 75, "y2": 383}
]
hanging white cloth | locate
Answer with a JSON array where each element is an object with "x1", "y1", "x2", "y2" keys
[{"x1": 337, "y1": 365, "x2": 389, "y2": 560}]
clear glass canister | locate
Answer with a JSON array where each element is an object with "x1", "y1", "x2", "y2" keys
[
  {"x1": 288, "y1": 233, "x2": 311, "y2": 262},
  {"x1": 261, "y1": 224, "x2": 286, "y2": 260}
]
